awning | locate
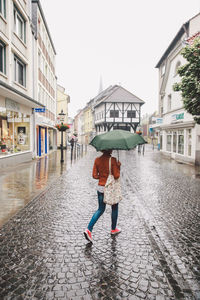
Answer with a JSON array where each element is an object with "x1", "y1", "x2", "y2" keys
[
  {"x1": 0, "y1": 80, "x2": 44, "y2": 109},
  {"x1": 160, "y1": 121, "x2": 195, "y2": 130}
]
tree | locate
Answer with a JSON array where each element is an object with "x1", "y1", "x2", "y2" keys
[{"x1": 173, "y1": 37, "x2": 200, "y2": 124}]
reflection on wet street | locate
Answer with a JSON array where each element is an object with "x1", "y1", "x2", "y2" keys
[
  {"x1": 0, "y1": 145, "x2": 200, "y2": 299},
  {"x1": 0, "y1": 149, "x2": 78, "y2": 227}
]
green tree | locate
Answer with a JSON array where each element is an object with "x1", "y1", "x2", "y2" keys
[{"x1": 173, "y1": 37, "x2": 200, "y2": 124}]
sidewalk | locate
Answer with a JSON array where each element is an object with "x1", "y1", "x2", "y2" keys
[
  {"x1": 0, "y1": 149, "x2": 82, "y2": 228},
  {"x1": 0, "y1": 145, "x2": 200, "y2": 299}
]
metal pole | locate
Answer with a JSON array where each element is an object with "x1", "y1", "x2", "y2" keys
[{"x1": 61, "y1": 128, "x2": 64, "y2": 163}]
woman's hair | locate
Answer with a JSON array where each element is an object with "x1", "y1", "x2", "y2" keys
[{"x1": 101, "y1": 149, "x2": 112, "y2": 154}]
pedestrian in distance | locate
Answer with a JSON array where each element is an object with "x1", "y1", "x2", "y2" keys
[
  {"x1": 84, "y1": 149, "x2": 121, "y2": 243},
  {"x1": 69, "y1": 137, "x2": 74, "y2": 149}
]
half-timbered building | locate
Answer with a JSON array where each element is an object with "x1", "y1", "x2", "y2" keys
[{"x1": 94, "y1": 85, "x2": 145, "y2": 133}]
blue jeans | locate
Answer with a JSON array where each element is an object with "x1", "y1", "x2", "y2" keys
[{"x1": 88, "y1": 191, "x2": 118, "y2": 232}]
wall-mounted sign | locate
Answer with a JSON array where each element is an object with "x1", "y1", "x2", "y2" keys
[
  {"x1": 156, "y1": 118, "x2": 163, "y2": 124},
  {"x1": 6, "y1": 99, "x2": 20, "y2": 112},
  {"x1": 35, "y1": 108, "x2": 45, "y2": 113},
  {"x1": 172, "y1": 113, "x2": 184, "y2": 122}
]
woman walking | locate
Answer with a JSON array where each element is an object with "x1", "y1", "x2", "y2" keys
[{"x1": 84, "y1": 149, "x2": 121, "y2": 243}]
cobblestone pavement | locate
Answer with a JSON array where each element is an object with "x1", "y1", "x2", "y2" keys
[
  {"x1": 0, "y1": 149, "x2": 78, "y2": 227},
  {"x1": 0, "y1": 146, "x2": 200, "y2": 300}
]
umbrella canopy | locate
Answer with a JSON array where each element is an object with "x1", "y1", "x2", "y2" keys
[{"x1": 90, "y1": 129, "x2": 147, "y2": 151}]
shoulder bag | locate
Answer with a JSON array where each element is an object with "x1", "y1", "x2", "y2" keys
[{"x1": 103, "y1": 157, "x2": 122, "y2": 205}]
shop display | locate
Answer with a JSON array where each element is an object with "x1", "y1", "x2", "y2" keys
[{"x1": 0, "y1": 109, "x2": 30, "y2": 156}]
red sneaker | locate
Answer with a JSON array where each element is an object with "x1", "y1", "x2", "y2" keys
[
  {"x1": 111, "y1": 228, "x2": 121, "y2": 235},
  {"x1": 84, "y1": 229, "x2": 93, "y2": 243}
]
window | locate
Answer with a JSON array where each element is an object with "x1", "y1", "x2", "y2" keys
[
  {"x1": 166, "y1": 133, "x2": 172, "y2": 152},
  {"x1": 14, "y1": 6, "x2": 26, "y2": 43},
  {"x1": 167, "y1": 94, "x2": 171, "y2": 111},
  {"x1": 45, "y1": 64, "x2": 47, "y2": 78},
  {"x1": 0, "y1": 40, "x2": 6, "y2": 74},
  {"x1": 127, "y1": 110, "x2": 136, "y2": 118},
  {"x1": 178, "y1": 130, "x2": 184, "y2": 154},
  {"x1": 187, "y1": 129, "x2": 192, "y2": 156},
  {"x1": 161, "y1": 64, "x2": 165, "y2": 76},
  {"x1": 173, "y1": 131, "x2": 177, "y2": 152},
  {"x1": 175, "y1": 61, "x2": 181, "y2": 76},
  {"x1": 0, "y1": 110, "x2": 30, "y2": 156},
  {"x1": 110, "y1": 110, "x2": 119, "y2": 118},
  {"x1": 14, "y1": 55, "x2": 26, "y2": 86},
  {"x1": 38, "y1": 51, "x2": 41, "y2": 70},
  {"x1": 160, "y1": 132, "x2": 163, "y2": 150},
  {"x1": 0, "y1": 0, "x2": 6, "y2": 18}
]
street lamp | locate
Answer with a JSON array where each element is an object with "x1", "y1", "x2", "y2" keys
[{"x1": 58, "y1": 109, "x2": 66, "y2": 163}]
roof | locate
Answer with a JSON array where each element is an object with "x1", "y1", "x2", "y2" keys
[
  {"x1": 156, "y1": 12, "x2": 200, "y2": 68},
  {"x1": 155, "y1": 22, "x2": 189, "y2": 68},
  {"x1": 94, "y1": 85, "x2": 145, "y2": 108},
  {"x1": 187, "y1": 31, "x2": 200, "y2": 45}
]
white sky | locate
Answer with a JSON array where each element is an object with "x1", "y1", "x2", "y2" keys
[{"x1": 40, "y1": 0, "x2": 200, "y2": 118}]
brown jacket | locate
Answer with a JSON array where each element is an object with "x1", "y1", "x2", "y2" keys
[{"x1": 92, "y1": 153, "x2": 121, "y2": 186}]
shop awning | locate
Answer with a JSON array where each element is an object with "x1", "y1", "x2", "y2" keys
[
  {"x1": 160, "y1": 121, "x2": 195, "y2": 130},
  {"x1": 0, "y1": 80, "x2": 44, "y2": 109}
]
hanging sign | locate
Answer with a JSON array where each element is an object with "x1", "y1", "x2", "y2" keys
[{"x1": 35, "y1": 108, "x2": 46, "y2": 113}]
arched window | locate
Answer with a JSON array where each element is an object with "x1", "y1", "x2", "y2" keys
[{"x1": 175, "y1": 61, "x2": 181, "y2": 76}]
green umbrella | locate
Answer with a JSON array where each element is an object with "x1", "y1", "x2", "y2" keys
[{"x1": 90, "y1": 129, "x2": 147, "y2": 151}]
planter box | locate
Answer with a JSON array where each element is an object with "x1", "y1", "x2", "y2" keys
[{"x1": 0, "y1": 145, "x2": 6, "y2": 150}]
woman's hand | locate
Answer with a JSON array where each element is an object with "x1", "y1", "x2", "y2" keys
[{"x1": 116, "y1": 161, "x2": 121, "y2": 167}]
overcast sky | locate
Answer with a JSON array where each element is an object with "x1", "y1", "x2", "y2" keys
[{"x1": 40, "y1": 0, "x2": 200, "y2": 118}]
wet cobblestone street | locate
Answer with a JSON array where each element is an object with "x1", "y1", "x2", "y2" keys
[{"x1": 0, "y1": 146, "x2": 200, "y2": 300}]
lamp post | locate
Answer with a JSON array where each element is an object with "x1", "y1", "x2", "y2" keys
[{"x1": 58, "y1": 109, "x2": 66, "y2": 163}]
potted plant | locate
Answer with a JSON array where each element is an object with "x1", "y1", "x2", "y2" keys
[
  {"x1": 55, "y1": 123, "x2": 70, "y2": 131},
  {"x1": 0, "y1": 140, "x2": 6, "y2": 151}
]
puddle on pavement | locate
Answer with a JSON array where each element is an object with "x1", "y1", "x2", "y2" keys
[
  {"x1": 147, "y1": 150, "x2": 200, "y2": 179},
  {"x1": 0, "y1": 149, "x2": 83, "y2": 228}
]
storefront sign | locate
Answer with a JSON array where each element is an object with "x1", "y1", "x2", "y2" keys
[
  {"x1": 172, "y1": 113, "x2": 184, "y2": 122},
  {"x1": 149, "y1": 126, "x2": 154, "y2": 133},
  {"x1": 35, "y1": 108, "x2": 46, "y2": 113},
  {"x1": 5, "y1": 99, "x2": 20, "y2": 112},
  {"x1": 0, "y1": 107, "x2": 6, "y2": 113},
  {"x1": 156, "y1": 118, "x2": 163, "y2": 124}
]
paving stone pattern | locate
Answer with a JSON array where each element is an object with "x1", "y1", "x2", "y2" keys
[{"x1": 0, "y1": 147, "x2": 200, "y2": 299}]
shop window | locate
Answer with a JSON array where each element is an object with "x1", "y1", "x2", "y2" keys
[
  {"x1": 0, "y1": 110, "x2": 30, "y2": 156},
  {"x1": 14, "y1": 6, "x2": 26, "y2": 43},
  {"x1": 160, "y1": 133, "x2": 163, "y2": 150},
  {"x1": 178, "y1": 130, "x2": 184, "y2": 155},
  {"x1": 166, "y1": 133, "x2": 172, "y2": 152},
  {"x1": 110, "y1": 110, "x2": 119, "y2": 118},
  {"x1": 173, "y1": 131, "x2": 177, "y2": 152},
  {"x1": 0, "y1": 40, "x2": 6, "y2": 74},
  {"x1": 187, "y1": 129, "x2": 192, "y2": 156},
  {"x1": 48, "y1": 128, "x2": 54, "y2": 150},
  {"x1": 14, "y1": 55, "x2": 26, "y2": 86},
  {"x1": 0, "y1": 0, "x2": 6, "y2": 18},
  {"x1": 127, "y1": 110, "x2": 136, "y2": 118}
]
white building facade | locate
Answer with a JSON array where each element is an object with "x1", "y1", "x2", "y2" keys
[
  {"x1": 56, "y1": 84, "x2": 70, "y2": 148},
  {"x1": 156, "y1": 13, "x2": 200, "y2": 165},
  {"x1": 0, "y1": 0, "x2": 43, "y2": 168},
  {"x1": 32, "y1": 0, "x2": 57, "y2": 157},
  {"x1": 94, "y1": 85, "x2": 144, "y2": 134}
]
